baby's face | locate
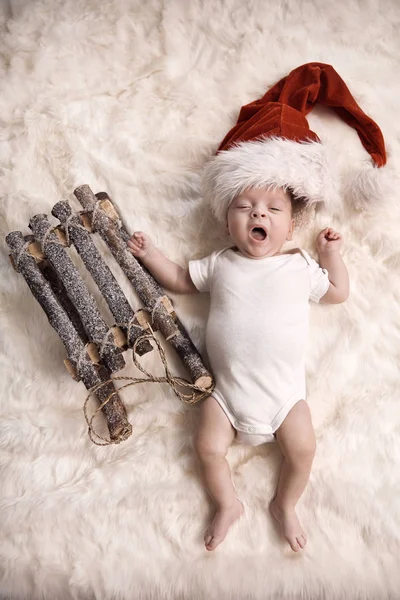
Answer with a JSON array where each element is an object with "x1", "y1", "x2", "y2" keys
[{"x1": 226, "y1": 187, "x2": 294, "y2": 259}]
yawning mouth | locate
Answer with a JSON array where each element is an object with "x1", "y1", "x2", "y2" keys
[{"x1": 250, "y1": 226, "x2": 267, "y2": 241}]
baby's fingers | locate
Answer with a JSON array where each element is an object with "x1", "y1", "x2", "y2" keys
[
  {"x1": 317, "y1": 227, "x2": 330, "y2": 239},
  {"x1": 128, "y1": 232, "x2": 145, "y2": 245},
  {"x1": 132, "y1": 231, "x2": 146, "y2": 243},
  {"x1": 127, "y1": 245, "x2": 140, "y2": 256}
]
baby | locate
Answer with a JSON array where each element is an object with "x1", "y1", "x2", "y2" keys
[{"x1": 127, "y1": 185, "x2": 349, "y2": 553}]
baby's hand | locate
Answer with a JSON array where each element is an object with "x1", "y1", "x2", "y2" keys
[
  {"x1": 316, "y1": 227, "x2": 343, "y2": 254},
  {"x1": 127, "y1": 231, "x2": 154, "y2": 258}
]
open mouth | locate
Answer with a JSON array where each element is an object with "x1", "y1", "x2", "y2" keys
[{"x1": 250, "y1": 226, "x2": 267, "y2": 241}]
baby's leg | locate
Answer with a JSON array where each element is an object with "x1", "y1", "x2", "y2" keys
[
  {"x1": 270, "y1": 400, "x2": 316, "y2": 552},
  {"x1": 194, "y1": 396, "x2": 243, "y2": 551}
]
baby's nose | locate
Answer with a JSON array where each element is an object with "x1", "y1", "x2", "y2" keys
[{"x1": 252, "y1": 209, "x2": 266, "y2": 218}]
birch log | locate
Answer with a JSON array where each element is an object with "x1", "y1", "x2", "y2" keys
[
  {"x1": 74, "y1": 185, "x2": 213, "y2": 389},
  {"x1": 23, "y1": 234, "x2": 88, "y2": 343},
  {"x1": 94, "y1": 192, "x2": 131, "y2": 243},
  {"x1": 51, "y1": 201, "x2": 152, "y2": 356},
  {"x1": 6, "y1": 230, "x2": 132, "y2": 441},
  {"x1": 29, "y1": 214, "x2": 125, "y2": 375},
  {"x1": 94, "y1": 191, "x2": 167, "y2": 301}
]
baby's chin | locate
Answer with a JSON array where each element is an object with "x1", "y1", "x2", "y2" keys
[{"x1": 234, "y1": 243, "x2": 282, "y2": 260}]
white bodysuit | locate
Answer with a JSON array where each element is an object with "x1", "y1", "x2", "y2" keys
[{"x1": 188, "y1": 247, "x2": 330, "y2": 446}]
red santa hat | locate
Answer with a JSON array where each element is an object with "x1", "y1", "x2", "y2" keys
[{"x1": 202, "y1": 62, "x2": 387, "y2": 223}]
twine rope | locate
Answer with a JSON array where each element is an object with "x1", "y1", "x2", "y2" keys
[
  {"x1": 83, "y1": 324, "x2": 213, "y2": 446},
  {"x1": 39, "y1": 209, "x2": 90, "y2": 250},
  {"x1": 115, "y1": 316, "x2": 145, "y2": 346},
  {"x1": 63, "y1": 213, "x2": 88, "y2": 247},
  {"x1": 98, "y1": 328, "x2": 117, "y2": 359},
  {"x1": 15, "y1": 240, "x2": 32, "y2": 270},
  {"x1": 41, "y1": 225, "x2": 59, "y2": 252},
  {"x1": 91, "y1": 199, "x2": 103, "y2": 232}
]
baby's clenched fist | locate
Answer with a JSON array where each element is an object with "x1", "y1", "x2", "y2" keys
[
  {"x1": 127, "y1": 231, "x2": 153, "y2": 258},
  {"x1": 316, "y1": 227, "x2": 343, "y2": 254}
]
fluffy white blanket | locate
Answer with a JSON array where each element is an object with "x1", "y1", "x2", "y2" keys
[{"x1": 1, "y1": 1, "x2": 400, "y2": 599}]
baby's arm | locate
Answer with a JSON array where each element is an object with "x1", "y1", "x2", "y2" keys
[
  {"x1": 316, "y1": 227, "x2": 349, "y2": 304},
  {"x1": 127, "y1": 232, "x2": 197, "y2": 294}
]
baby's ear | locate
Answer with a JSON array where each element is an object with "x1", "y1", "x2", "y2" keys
[{"x1": 286, "y1": 219, "x2": 295, "y2": 241}]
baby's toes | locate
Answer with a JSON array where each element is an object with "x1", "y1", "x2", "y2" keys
[
  {"x1": 296, "y1": 535, "x2": 307, "y2": 549},
  {"x1": 289, "y1": 537, "x2": 300, "y2": 552},
  {"x1": 206, "y1": 535, "x2": 222, "y2": 551}
]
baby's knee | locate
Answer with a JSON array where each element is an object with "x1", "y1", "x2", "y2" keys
[
  {"x1": 288, "y1": 436, "x2": 316, "y2": 465},
  {"x1": 194, "y1": 434, "x2": 229, "y2": 461},
  {"x1": 299, "y1": 437, "x2": 316, "y2": 461}
]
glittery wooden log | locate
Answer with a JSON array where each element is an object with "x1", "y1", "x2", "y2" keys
[
  {"x1": 92, "y1": 367, "x2": 132, "y2": 442},
  {"x1": 51, "y1": 201, "x2": 152, "y2": 356},
  {"x1": 94, "y1": 191, "x2": 166, "y2": 295},
  {"x1": 23, "y1": 234, "x2": 88, "y2": 343},
  {"x1": 6, "y1": 230, "x2": 132, "y2": 441},
  {"x1": 95, "y1": 192, "x2": 131, "y2": 243},
  {"x1": 29, "y1": 213, "x2": 125, "y2": 375},
  {"x1": 74, "y1": 185, "x2": 213, "y2": 389}
]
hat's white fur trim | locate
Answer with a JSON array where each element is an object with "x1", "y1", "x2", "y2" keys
[{"x1": 202, "y1": 136, "x2": 340, "y2": 223}]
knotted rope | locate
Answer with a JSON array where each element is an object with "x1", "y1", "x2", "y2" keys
[{"x1": 83, "y1": 324, "x2": 214, "y2": 446}]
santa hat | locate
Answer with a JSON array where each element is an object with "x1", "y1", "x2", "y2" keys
[{"x1": 202, "y1": 62, "x2": 387, "y2": 223}]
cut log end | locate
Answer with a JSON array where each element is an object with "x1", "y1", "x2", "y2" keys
[
  {"x1": 54, "y1": 226, "x2": 68, "y2": 246},
  {"x1": 194, "y1": 375, "x2": 213, "y2": 390},
  {"x1": 111, "y1": 326, "x2": 127, "y2": 348},
  {"x1": 27, "y1": 241, "x2": 46, "y2": 262},
  {"x1": 100, "y1": 199, "x2": 119, "y2": 222},
  {"x1": 160, "y1": 295, "x2": 175, "y2": 316},
  {"x1": 80, "y1": 213, "x2": 93, "y2": 232},
  {"x1": 110, "y1": 422, "x2": 133, "y2": 441},
  {"x1": 135, "y1": 309, "x2": 151, "y2": 330},
  {"x1": 86, "y1": 342, "x2": 101, "y2": 364},
  {"x1": 64, "y1": 358, "x2": 80, "y2": 381}
]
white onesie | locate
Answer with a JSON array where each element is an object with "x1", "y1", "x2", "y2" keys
[{"x1": 188, "y1": 247, "x2": 330, "y2": 445}]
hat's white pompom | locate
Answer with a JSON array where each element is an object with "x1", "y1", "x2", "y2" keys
[{"x1": 342, "y1": 163, "x2": 393, "y2": 211}]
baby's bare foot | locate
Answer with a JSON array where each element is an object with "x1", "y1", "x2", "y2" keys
[
  {"x1": 270, "y1": 498, "x2": 307, "y2": 552},
  {"x1": 204, "y1": 499, "x2": 243, "y2": 551}
]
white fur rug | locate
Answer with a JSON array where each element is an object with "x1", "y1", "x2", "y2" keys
[{"x1": 1, "y1": 1, "x2": 400, "y2": 599}]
